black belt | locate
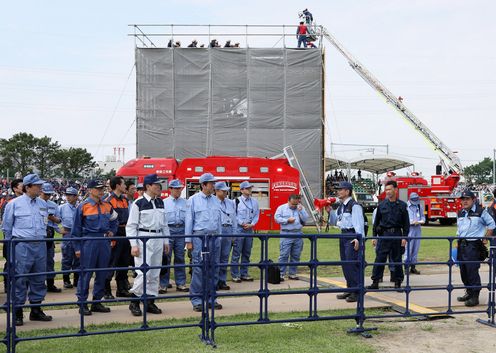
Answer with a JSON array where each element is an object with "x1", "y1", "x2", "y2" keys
[
  {"x1": 222, "y1": 224, "x2": 233, "y2": 227},
  {"x1": 138, "y1": 228, "x2": 160, "y2": 233},
  {"x1": 281, "y1": 229, "x2": 302, "y2": 233},
  {"x1": 382, "y1": 227, "x2": 403, "y2": 234},
  {"x1": 168, "y1": 224, "x2": 184, "y2": 228},
  {"x1": 341, "y1": 228, "x2": 355, "y2": 233}
]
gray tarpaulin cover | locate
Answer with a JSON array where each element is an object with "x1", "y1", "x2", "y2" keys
[{"x1": 136, "y1": 48, "x2": 323, "y2": 196}]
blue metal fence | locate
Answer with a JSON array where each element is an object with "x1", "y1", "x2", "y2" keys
[{"x1": 2, "y1": 233, "x2": 495, "y2": 352}]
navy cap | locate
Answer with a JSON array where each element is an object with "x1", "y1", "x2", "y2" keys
[
  {"x1": 23, "y1": 173, "x2": 45, "y2": 186},
  {"x1": 409, "y1": 192, "x2": 420, "y2": 204},
  {"x1": 214, "y1": 181, "x2": 230, "y2": 191},
  {"x1": 143, "y1": 173, "x2": 160, "y2": 186},
  {"x1": 459, "y1": 189, "x2": 476, "y2": 199},
  {"x1": 65, "y1": 187, "x2": 78, "y2": 195},
  {"x1": 335, "y1": 181, "x2": 353, "y2": 191},
  {"x1": 168, "y1": 179, "x2": 184, "y2": 189},
  {"x1": 239, "y1": 181, "x2": 254, "y2": 189},
  {"x1": 199, "y1": 173, "x2": 217, "y2": 183},
  {"x1": 87, "y1": 180, "x2": 105, "y2": 189},
  {"x1": 41, "y1": 183, "x2": 55, "y2": 194},
  {"x1": 137, "y1": 183, "x2": 144, "y2": 190}
]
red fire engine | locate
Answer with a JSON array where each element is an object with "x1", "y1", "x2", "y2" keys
[
  {"x1": 117, "y1": 156, "x2": 300, "y2": 230},
  {"x1": 379, "y1": 171, "x2": 462, "y2": 225}
]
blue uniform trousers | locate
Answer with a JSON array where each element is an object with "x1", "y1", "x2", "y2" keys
[
  {"x1": 458, "y1": 240, "x2": 482, "y2": 297},
  {"x1": 160, "y1": 226, "x2": 186, "y2": 288},
  {"x1": 61, "y1": 232, "x2": 80, "y2": 272},
  {"x1": 14, "y1": 241, "x2": 47, "y2": 306},
  {"x1": 231, "y1": 228, "x2": 253, "y2": 278},
  {"x1": 340, "y1": 237, "x2": 360, "y2": 289},
  {"x1": 371, "y1": 235, "x2": 404, "y2": 283},
  {"x1": 76, "y1": 234, "x2": 111, "y2": 302},
  {"x1": 190, "y1": 232, "x2": 220, "y2": 307},
  {"x1": 278, "y1": 236, "x2": 303, "y2": 277},
  {"x1": 217, "y1": 226, "x2": 233, "y2": 284},
  {"x1": 404, "y1": 225, "x2": 421, "y2": 264}
]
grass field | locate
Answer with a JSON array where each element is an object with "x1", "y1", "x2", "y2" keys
[{"x1": 10, "y1": 309, "x2": 388, "y2": 353}]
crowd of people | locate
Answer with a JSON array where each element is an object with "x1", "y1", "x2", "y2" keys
[
  {"x1": 1, "y1": 170, "x2": 495, "y2": 327},
  {"x1": 0, "y1": 172, "x2": 310, "y2": 325}
]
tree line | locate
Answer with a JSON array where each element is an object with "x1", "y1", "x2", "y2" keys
[{"x1": 0, "y1": 133, "x2": 96, "y2": 179}]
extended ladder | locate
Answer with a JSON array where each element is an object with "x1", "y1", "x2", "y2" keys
[
  {"x1": 319, "y1": 27, "x2": 463, "y2": 174},
  {"x1": 283, "y1": 145, "x2": 322, "y2": 232}
]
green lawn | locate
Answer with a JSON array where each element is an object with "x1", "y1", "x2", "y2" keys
[{"x1": 11, "y1": 309, "x2": 386, "y2": 353}]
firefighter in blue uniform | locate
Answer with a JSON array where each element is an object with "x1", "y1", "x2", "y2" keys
[
  {"x1": 456, "y1": 189, "x2": 495, "y2": 307},
  {"x1": 2, "y1": 174, "x2": 53, "y2": 326},
  {"x1": 328, "y1": 182, "x2": 364, "y2": 302},
  {"x1": 40, "y1": 182, "x2": 62, "y2": 293},
  {"x1": 161, "y1": 179, "x2": 189, "y2": 293},
  {"x1": 59, "y1": 187, "x2": 80, "y2": 289},
  {"x1": 215, "y1": 181, "x2": 237, "y2": 290},
  {"x1": 72, "y1": 180, "x2": 118, "y2": 315},
  {"x1": 404, "y1": 192, "x2": 425, "y2": 275},
  {"x1": 368, "y1": 180, "x2": 409, "y2": 290},
  {"x1": 103, "y1": 176, "x2": 132, "y2": 299},
  {"x1": 275, "y1": 194, "x2": 309, "y2": 281},
  {"x1": 231, "y1": 181, "x2": 259, "y2": 283},
  {"x1": 185, "y1": 173, "x2": 223, "y2": 312}
]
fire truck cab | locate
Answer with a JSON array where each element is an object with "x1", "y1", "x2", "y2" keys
[{"x1": 174, "y1": 156, "x2": 300, "y2": 231}]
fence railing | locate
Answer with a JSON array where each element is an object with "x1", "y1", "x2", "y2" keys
[{"x1": 1, "y1": 233, "x2": 495, "y2": 352}]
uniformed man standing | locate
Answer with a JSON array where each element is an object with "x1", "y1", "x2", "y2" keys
[
  {"x1": 215, "y1": 181, "x2": 237, "y2": 290},
  {"x1": 72, "y1": 180, "x2": 118, "y2": 316},
  {"x1": 185, "y1": 173, "x2": 223, "y2": 312},
  {"x1": 126, "y1": 174, "x2": 170, "y2": 316},
  {"x1": 456, "y1": 190, "x2": 495, "y2": 307},
  {"x1": 231, "y1": 181, "x2": 259, "y2": 283},
  {"x1": 2, "y1": 174, "x2": 53, "y2": 326},
  {"x1": 161, "y1": 179, "x2": 189, "y2": 293},
  {"x1": 59, "y1": 187, "x2": 80, "y2": 289},
  {"x1": 404, "y1": 193, "x2": 425, "y2": 275},
  {"x1": 39, "y1": 183, "x2": 62, "y2": 293},
  {"x1": 368, "y1": 180, "x2": 409, "y2": 290},
  {"x1": 275, "y1": 194, "x2": 309, "y2": 281},
  {"x1": 328, "y1": 182, "x2": 364, "y2": 302},
  {"x1": 103, "y1": 176, "x2": 132, "y2": 299}
]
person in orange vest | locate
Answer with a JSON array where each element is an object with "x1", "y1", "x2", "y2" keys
[{"x1": 296, "y1": 21, "x2": 308, "y2": 48}]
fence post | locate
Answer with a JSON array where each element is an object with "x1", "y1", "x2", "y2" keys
[
  {"x1": 477, "y1": 237, "x2": 496, "y2": 328},
  {"x1": 5, "y1": 239, "x2": 13, "y2": 353}
]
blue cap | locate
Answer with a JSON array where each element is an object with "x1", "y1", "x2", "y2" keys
[
  {"x1": 65, "y1": 187, "x2": 78, "y2": 195},
  {"x1": 137, "y1": 183, "x2": 144, "y2": 190},
  {"x1": 87, "y1": 180, "x2": 105, "y2": 189},
  {"x1": 459, "y1": 189, "x2": 476, "y2": 199},
  {"x1": 336, "y1": 181, "x2": 353, "y2": 191},
  {"x1": 214, "y1": 181, "x2": 230, "y2": 191},
  {"x1": 143, "y1": 173, "x2": 160, "y2": 186},
  {"x1": 409, "y1": 192, "x2": 420, "y2": 204},
  {"x1": 168, "y1": 179, "x2": 184, "y2": 189},
  {"x1": 239, "y1": 181, "x2": 254, "y2": 189},
  {"x1": 23, "y1": 173, "x2": 45, "y2": 186},
  {"x1": 41, "y1": 183, "x2": 55, "y2": 194},
  {"x1": 199, "y1": 173, "x2": 217, "y2": 183}
]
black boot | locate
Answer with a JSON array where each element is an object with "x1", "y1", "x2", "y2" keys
[
  {"x1": 457, "y1": 291, "x2": 471, "y2": 302},
  {"x1": 367, "y1": 281, "x2": 379, "y2": 290},
  {"x1": 410, "y1": 265, "x2": 420, "y2": 275},
  {"x1": 91, "y1": 298, "x2": 111, "y2": 313},
  {"x1": 29, "y1": 302, "x2": 53, "y2": 322},
  {"x1": 465, "y1": 294, "x2": 480, "y2": 307},
  {"x1": 394, "y1": 281, "x2": 402, "y2": 292},
  {"x1": 116, "y1": 280, "x2": 132, "y2": 297},
  {"x1": 73, "y1": 273, "x2": 79, "y2": 288},
  {"x1": 46, "y1": 278, "x2": 62, "y2": 293},
  {"x1": 63, "y1": 275, "x2": 73, "y2": 289},
  {"x1": 129, "y1": 295, "x2": 142, "y2": 316},
  {"x1": 15, "y1": 308, "x2": 23, "y2": 326},
  {"x1": 146, "y1": 300, "x2": 162, "y2": 314}
]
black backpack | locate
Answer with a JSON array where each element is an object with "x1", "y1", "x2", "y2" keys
[
  {"x1": 343, "y1": 199, "x2": 369, "y2": 236},
  {"x1": 267, "y1": 260, "x2": 281, "y2": 284}
]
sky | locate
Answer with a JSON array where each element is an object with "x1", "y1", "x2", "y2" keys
[{"x1": 1, "y1": 0, "x2": 494, "y2": 178}]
